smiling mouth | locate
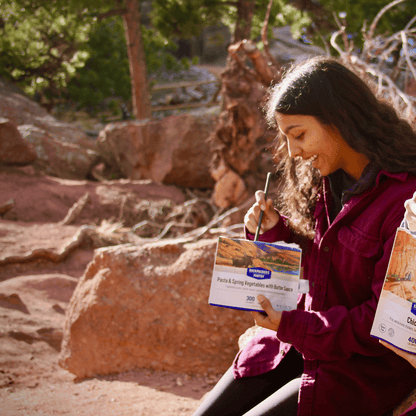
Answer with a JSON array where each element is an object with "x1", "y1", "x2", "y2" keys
[{"x1": 305, "y1": 155, "x2": 318, "y2": 165}]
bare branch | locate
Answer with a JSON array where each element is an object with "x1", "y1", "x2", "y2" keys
[
  {"x1": 60, "y1": 193, "x2": 90, "y2": 226},
  {"x1": 362, "y1": 0, "x2": 406, "y2": 60},
  {"x1": 331, "y1": 29, "x2": 415, "y2": 121},
  {"x1": 404, "y1": 14, "x2": 416, "y2": 31},
  {"x1": 400, "y1": 31, "x2": 416, "y2": 80},
  {"x1": 332, "y1": 12, "x2": 350, "y2": 52},
  {"x1": 367, "y1": 0, "x2": 406, "y2": 41},
  {"x1": 329, "y1": 29, "x2": 345, "y2": 57},
  {"x1": 261, "y1": 0, "x2": 281, "y2": 71}
]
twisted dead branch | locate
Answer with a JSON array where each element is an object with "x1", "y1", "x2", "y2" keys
[
  {"x1": 261, "y1": 0, "x2": 282, "y2": 72},
  {"x1": 60, "y1": 193, "x2": 90, "y2": 225},
  {"x1": 331, "y1": 0, "x2": 416, "y2": 123}
]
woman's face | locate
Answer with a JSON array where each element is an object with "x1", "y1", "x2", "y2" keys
[{"x1": 275, "y1": 113, "x2": 369, "y2": 180}]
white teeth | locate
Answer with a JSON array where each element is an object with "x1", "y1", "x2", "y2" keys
[{"x1": 305, "y1": 155, "x2": 318, "y2": 169}]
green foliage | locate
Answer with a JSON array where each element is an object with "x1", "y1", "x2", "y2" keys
[
  {"x1": 0, "y1": 2, "x2": 92, "y2": 97},
  {"x1": 1, "y1": 1, "x2": 197, "y2": 112},
  {"x1": 142, "y1": 26, "x2": 186, "y2": 75},
  {"x1": 251, "y1": 0, "x2": 309, "y2": 40},
  {"x1": 151, "y1": 0, "x2": 227, "y2": 39},
  {"x1": 150, "y1": 0, "x2": 308, "y2": 42},
  {"x1": 66, "y1": 16, "x2": 190, "y2": 113},
  {"x1": 2, "y1": 0, "x2": 413, "y2": 114},
  {"x1": 150, "y1": 0, "x2": 415, "y2": 54},
  {"x1": 66, "y1": 17, "x2": 130, "y2": 110}
]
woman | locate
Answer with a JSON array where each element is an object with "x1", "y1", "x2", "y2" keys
[{"x1": 193, "y1": 57, "x2": 416, "y2": 416}]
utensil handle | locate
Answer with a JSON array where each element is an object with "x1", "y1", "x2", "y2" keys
[{"x1": 254, "y1": 172, "x2": 272, "y2": 241}]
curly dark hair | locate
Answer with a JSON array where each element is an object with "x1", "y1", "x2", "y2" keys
[{"x1": 264, "y1": 56, "x2": 416, "y2": 238}]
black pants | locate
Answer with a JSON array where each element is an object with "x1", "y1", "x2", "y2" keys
[{"x1": 192, "y1": 348, "x2": 304, "y2": 416}]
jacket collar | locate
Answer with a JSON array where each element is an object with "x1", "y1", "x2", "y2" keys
[
  {"x1": 320, "y1": 169, "x2": 409, "y2": 225},
  {"x1": 374, "y1": 170, "x2": 408, "y2": 186}
]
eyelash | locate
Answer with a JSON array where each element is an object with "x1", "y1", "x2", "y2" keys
[{"x1": 294, "y1": 133, "x2": 304, "y2": 140}]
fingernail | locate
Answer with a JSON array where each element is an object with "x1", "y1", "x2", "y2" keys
[{"x1": 258, "y1": 295, "x2": 265, "y2": 302}]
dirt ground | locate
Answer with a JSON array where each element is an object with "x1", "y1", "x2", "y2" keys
[
  {"x1": 0, "y1": 167, "x2": 217, "y2": 416},
  {"x1": 0, "y1": 254, "x2": 216, "y2": 416}
]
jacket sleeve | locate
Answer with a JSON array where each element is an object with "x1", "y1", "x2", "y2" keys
[{"x1": 276, "y1": 219, "x2": 400, "y2": 361}]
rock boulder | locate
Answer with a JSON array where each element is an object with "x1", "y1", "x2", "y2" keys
[
  {"x1": 96, "y1": 114, "x2": 217, "y2": 188},
  {"x1": 0, "y1": 118, "x2": 36, "y2": 165},
  {"x1": 0, "y1": 77, "x2": 93, "y2": 149},
  {"x1": 59, "y1": 238, "x2": 253, "y2": 378},
  {"x1": 0, "y1": 77, "x2": 99, "y2": 179},
  {"x1": 17, "y1": 125, "x2": 100, "y2": 180}
]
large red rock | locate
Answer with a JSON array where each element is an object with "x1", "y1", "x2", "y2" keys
[
  {"x1": 0, "y1": 77, "x2": 98, "y2": 179},
  {"x1": 96, "y1": 114, "x2": 217, "y2": 188},
  {"x1": 0, "y1": 77, "x2": 93, "y2": 149},
  {"x1": 59, "y1": 239, "x2": 253, "y2": 378},
  {"x1": 18, "y1": 125, "x2": 99, "y2": 179},
  {"x1": 0, "y1": 118, "x2": 36, "y2": 165}
]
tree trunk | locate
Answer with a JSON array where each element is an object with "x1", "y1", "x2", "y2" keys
[
  {"x1": 208, "y1": 0, "x2": 284, "y2": 210},
  {"x1": 209, "y1": 40, "x2": 282, "y2": 210},
  {"x1": 123, "y1": 0, "x2": 151, "y2": 120},
  {"x1": 233, "y1": 0, "x2": 256, "y2": 42}
]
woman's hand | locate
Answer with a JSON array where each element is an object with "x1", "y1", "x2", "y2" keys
[
  {"x1": 251, "y1": 295, "x2": 282, "y2": 332},
  {"x1": 404, "y1": 191, "x2": 416, "y2": 232},
  {"x1": 380, "y1": 340, "x2": 416, "y2": 369},
  {"x1": 244, "y1": 191, "x2": 280, "y2": 235}
]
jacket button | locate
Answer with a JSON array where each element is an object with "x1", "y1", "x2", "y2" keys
[
  {"x1": 280, "y1": 350, "x2": 285, "y2": 356},
  {"x1": 323, "y1": 246, "x2": 330, "y2": 253}
]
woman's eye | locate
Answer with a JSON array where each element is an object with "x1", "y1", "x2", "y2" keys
[{"x1": 294, "y1": 133, "x2": 304, "y2": 140}]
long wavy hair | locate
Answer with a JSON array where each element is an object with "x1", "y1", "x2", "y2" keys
[{"x1": 265, "y1": 56, "x2": 416, "y2": 238}]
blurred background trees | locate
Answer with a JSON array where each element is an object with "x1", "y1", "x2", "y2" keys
[
  {"x1": 0, "y1": 1, "x2": 92, "y2": 110},
  {"x1": 1, "y1": 0, "x2": 415, "y2": 119}
]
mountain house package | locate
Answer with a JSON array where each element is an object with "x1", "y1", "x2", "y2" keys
[
  {"x1": 209, "y1": 237, "x2": 308, "y2": 312},
  {"x1": 371, "y1": 227, "x2": 416, "y2": 354}
]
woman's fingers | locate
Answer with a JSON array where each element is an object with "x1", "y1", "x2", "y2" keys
[
  {"x1": 250, "y1": 295, "x2": 282, "y2": 332},
  {"x1": 405, "y1": 199, "x2": 416, "y2": 216},
  {"x1": 255, "y1": 190, "x2": 267, "y2": 211},
  {"x1": 261, "y1": 202, "x2": 280, "y2": 231},
  {"x1": 244, "y1": 205, "x2": 261, "y2": 234},
  {"x1": 257, "y1": 295, "x2": 281, "y2": 323},
  {"x1": 404, "y1": 197, "x2": 416, "y2": 232},
  {"x1": 244, "y1": 191, "x2": 279, "y2": 235}
]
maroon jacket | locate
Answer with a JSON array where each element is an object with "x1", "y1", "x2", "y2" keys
[{"x1": 234, "y1": 170, "x2": 416, "y2": 416}]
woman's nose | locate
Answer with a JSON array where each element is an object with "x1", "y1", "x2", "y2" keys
[{"x1": 287, "y1": 138, "x2": 302, "y2": 158}]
